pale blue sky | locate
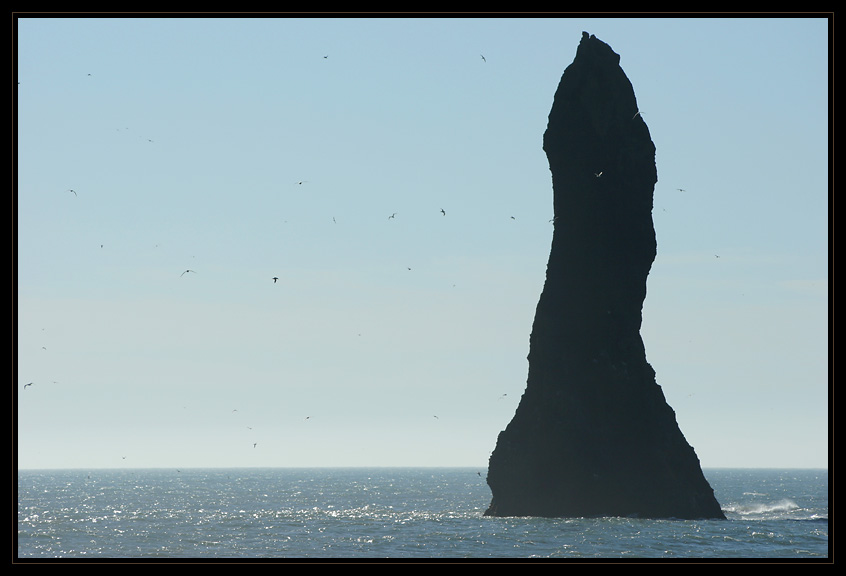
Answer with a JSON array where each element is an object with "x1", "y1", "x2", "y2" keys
[{"x1": 16, "y1": 16, "x2": 830, "y2": 470}]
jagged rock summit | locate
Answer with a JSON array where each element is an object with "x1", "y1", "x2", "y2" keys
[{"x1": 484, "y1": 33, "x2": 725, "y2": 520}]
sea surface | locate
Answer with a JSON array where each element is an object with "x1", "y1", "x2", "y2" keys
[{"x1": 16, "y1": 467, "x2": 828, "y2": 561}]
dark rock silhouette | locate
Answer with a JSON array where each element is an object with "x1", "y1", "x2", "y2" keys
[{"x1": 484, "y1": 33, "x2": 725, "y2": 520}]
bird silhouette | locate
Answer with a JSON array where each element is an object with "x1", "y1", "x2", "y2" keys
[
  {"x1": 272, "y1": 277, "x2": 279, "y2": 283},
  {"x1": 389, "y1": 213, "x2": 396, "y2": 219},
  {"x1": 180, "y1": 269, "x2": 196, "y2": 277},
  {"x1": 68, "y1": 189, "x2": 77, "y2": 196},
  {"x1": 441, "y1": 208, "x2": 446, "y2": 216},
  {"x1": 24, "y1": 382, "x2": 33, "y2": 389},
  {"x1": 594, "y1": 171, "x2": 604, "y2": 178},
  {"x1": 480, "y1": 54, "x2": 486, "y2": 62}
]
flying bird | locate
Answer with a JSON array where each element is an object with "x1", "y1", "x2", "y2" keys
[
  {"x1": 180, "y1": 269, "x2": 196, "y2": 277},
  {"x1": 441, "y1": 208, "x2": 446, "y2": 216},
  {"x1": 594, "y1": 171, "x2": 603, "y2": 178},
  {"x1": 388, "y1": 213, "x2": 396, "y2": 219},
  {"x1": 24, "y1": 382, "x2": 33, "y2": 389},
  {"x1": 272, "y1": 277, "x2": 279, "y2": 283},
  {"x1": 480, "y1": 54, "x2": 486, "y2": 62},
  {"x1": 676, "y1": 188, "x2": 687, "y2": 192},
  {"x1": 632, "y1": 110, "x2": 643, "y2": 119},
  {"x1": 68, "y1": 189, "x2": 77, "y2": 196}
]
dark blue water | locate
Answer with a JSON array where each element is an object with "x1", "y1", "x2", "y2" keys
[{"x1": 17, "y1": 467, "x2": 828, "y2": 559}]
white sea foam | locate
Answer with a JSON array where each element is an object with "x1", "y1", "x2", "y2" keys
[{"x1": 725, "y1": 498, "x2": 800, "y2": 517}]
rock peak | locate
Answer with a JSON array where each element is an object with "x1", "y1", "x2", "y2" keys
[{"x1": 578, "y1": 31, "x2": 621, "y2": 66}]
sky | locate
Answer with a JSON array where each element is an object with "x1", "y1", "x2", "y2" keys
[{"x1": 15, "y1": 15, "x2": 830, "y2": 470}]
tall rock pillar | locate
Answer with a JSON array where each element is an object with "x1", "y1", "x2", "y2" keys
[{"x1": 484, "y1": 32, "x2": 725, "y2": 520}]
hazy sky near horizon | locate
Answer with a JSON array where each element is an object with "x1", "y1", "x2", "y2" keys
[{"x1": 16, "y1": 16, "x2": 829, "y2": 470}]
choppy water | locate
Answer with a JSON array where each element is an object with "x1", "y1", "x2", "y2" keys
[{"x1": 16, "y1": 467, "x2": 828, "y2": 560}]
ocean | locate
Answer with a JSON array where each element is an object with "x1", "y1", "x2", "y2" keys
[{"x1": 16, "y1": 467, "x2": 828, "y2": 561}]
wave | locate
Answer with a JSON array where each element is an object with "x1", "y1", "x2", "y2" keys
[{"x1": 724, "y1": 499, "x2": 801, "y2": 517}]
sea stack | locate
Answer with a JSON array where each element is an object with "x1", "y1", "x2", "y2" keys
[{"x1": 484, "y1": 32, "x2": 725, "y2": 520}]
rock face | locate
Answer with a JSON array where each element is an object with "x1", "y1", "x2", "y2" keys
[{"x1": 484, "y1": 33, "x2": 725, "y2": 520}]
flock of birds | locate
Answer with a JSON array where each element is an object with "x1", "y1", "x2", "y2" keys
[
  {"x1": 26, "y1": 172, "x2": 702, "y2": 464},
  {"x1": 21, "y1": 59, "x2": 714, "y2": 469}
]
